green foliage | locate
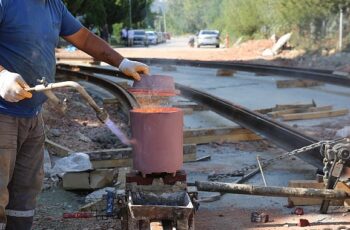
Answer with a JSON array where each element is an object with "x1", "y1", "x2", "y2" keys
[
  {"x1": 63, "y1": 0, "x2": 155, "y2": 36},
  {"x1": 165, "y1": 0, "x2": 350, "y2": 49},
  {"x1": 166, "y1": 0, "x2": 223, "y2": 34}
]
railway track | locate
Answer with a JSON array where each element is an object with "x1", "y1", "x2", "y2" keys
[{"x1": 56, "y1": 61, "x2": 350, "y2": 168}]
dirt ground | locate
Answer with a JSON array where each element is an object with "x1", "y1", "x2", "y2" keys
[
  {"x1": 56, "y1": 38, "x2": 350, "y2": 71},
  {"x1": 32, "y1": 39, "x2": 350, "y2": 229},
  {"x1": 43, "y1": 87, "x2": 129, "y2": 152}
]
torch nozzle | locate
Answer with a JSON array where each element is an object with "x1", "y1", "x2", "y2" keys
[{"x1": 28, "y1": 81, "x2": 110, "y2": 123}]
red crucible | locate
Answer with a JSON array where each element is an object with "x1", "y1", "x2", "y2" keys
[{"x1": 130, "y1": 107, "x2": 183, "y2": 175}]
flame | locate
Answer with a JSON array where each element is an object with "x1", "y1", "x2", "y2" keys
[{"x1": 131, "y1": 107, "x2": 181, "y2": 114}]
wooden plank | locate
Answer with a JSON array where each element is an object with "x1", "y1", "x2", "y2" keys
[
  {"x1": 173, "y1": 103, "x2": 207, "y2": 112},
  {"x1": 92, "y1": 158, "x2": 132, "y2": 169},
  {"x1": 103, "y1": 98, "x2": 120, "y2": 105},
  {"x1": 275, "y1": 102, "x2": 316, "y2": 111},
  {"x1": 184, "y1": 127, "x2": 261, "y2": 144},
  {"x1": 216, "y1": 69, "x2": 235, "y2": 77},
  {"x1": 276, "y1": 79, "x2": 324, "y2": 88},
  {"x1": 267, "y1": 105, "x2": 333, "y2": 119},
  {"x1": 281, "y1": 109, "x2": 349, "y2": 121},
  {"x1": 336, "y1": 182, "x2": 350, "y2": 207},
  {"x1": 255, "y1": 102, "x2": 316, "y2": 114},
  {"x1": 117, "y1": 167, "x2": 131, "y2": 189},
  {"x1": 181, "y1": 107, "x2": 194, "y2": 115},
  {"x1": 45, "y1": 139, "x2": 73, "y2": 157},
  {"x1": 288, "y1": 180, "x2": 324, "y2": 206},
  {"x1": 86, "y1": 144, "x2": 197, "y2": 169},
  {"x1": 288, "y1": 180, "x2": 349, "y2": 206},
  {"x1": 184, "y1": 153, "x2": 197, "y2": 162}
]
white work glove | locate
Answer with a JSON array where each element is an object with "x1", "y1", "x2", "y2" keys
[
  {"x1": 0, "y1": 70, "x2": 32, "y2": 102},
  {"x1": 118, "y1": 58, "x2": 150, "y2": 81}
]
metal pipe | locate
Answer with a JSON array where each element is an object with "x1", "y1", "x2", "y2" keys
[
  {"x1": 195, "y1": 181, "x2": 350, "y2": 200},
  {"x1": 28, "y1": 81, "x2": 108, "y2": 122}
]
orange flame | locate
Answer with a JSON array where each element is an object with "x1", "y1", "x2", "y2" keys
[{"x1": 131, "y1": 107, "x2": 181, "y2": 114}]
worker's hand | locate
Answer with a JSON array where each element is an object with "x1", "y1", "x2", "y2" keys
[
  {"x1": 0, "y1": 70, "x2": 32, "y2": 102},
  {"x1": 118, "y1": 58, "x2": 150, "y2": 81}
]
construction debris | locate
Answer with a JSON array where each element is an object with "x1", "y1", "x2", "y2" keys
[
  {"x1": 336, "y1": 126, "x2": 350, "y2": 138},
  {"x1": 293, "y1": 207, "x2": 304, "y2": 215},
  {"x1": 62, "y1": 168, "x2": 117, "y2": 190},
  {"x1": 216, "y1": 69, "x2": 236, "y2": 77},
  {"x1": 262, "y1": 32, "x2": 292, "y2": 56},
  {"x1": 50, "y1": 152, "x2": 93, "y2": 177},
  {"x1": 251, "y1": 212, "x2": 269, "y2": 223},
  {"x1": 298, "y1": 219, "x2": 310, "y2": 227}
]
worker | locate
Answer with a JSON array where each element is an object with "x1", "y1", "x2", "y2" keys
[
  {"x1": 225, "y1": 33, "x2": 230, "y2": 48},
  {"x1": 0, "y1": 1, "x2": 149, "y2": 229},
  {"x1": 127, "y1": 28, "x2": 134, "y2": 47},
  {"x1": 121, "y1": 27, "x2": 128, "y2": 46}
]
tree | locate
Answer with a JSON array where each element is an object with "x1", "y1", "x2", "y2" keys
[{"x1": 63, "y1": 0, "x2": 155, "y2": 39}]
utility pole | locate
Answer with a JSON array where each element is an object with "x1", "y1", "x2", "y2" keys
[
  {"x1": 159, "y1": 0, "x2": 167, "y2": 32},
  {"x1": 162, "y1": 8, "x2": 167, "y2": 33},
  {"x1": 339, "y1": 6, "x2": 343, "y2": 51},
  {"x1": 129, "y1": 0, "x2": 132, "y2": 28}
]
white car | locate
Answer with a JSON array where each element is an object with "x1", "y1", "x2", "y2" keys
[
  {"x1": 146, "y1": 31, "x2": 158, "y2": 45},
  {"x1": 196, "y1": 30, "x2": 220, "y2": 48},
  {"x1": 133, "y1": 30, "x2": 149, "y2": 47}
]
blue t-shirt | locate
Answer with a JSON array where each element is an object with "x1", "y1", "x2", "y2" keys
[{"x1": 0, "y1": 0, "x2": 82, "y2": 117}]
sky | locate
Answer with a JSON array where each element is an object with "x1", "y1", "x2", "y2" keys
[{"x1": 151, "y1": 0, "x2": 167, "y2": 13}]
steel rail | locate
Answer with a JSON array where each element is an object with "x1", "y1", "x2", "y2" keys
[
  {"x1": 56, "y1": 64, "x2": 326, "y2": 167},
  {"x1": 56, "y1": 66, "x2": 139, "y2": 115},
  {"x1": 57, "y1": 63, "x2": 131, "y2": 80},
  {"x1": 176, "y1": 83, "x2": 322, "y2": 168},
  {"x1": 130, "y1": 58, "x2": 349, "y2": 87}
]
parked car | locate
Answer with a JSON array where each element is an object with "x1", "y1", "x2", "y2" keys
[
  {"x1": 196, "y1": 30, "x2": 220, "y2": 48},
  {"x1": 133, "y1": 29, "x2": 149, "y2": 47},
  {"x1": 146, "y1": 31, "x2": 158, "y2": 45}
]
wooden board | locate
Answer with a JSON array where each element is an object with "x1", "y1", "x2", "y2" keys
[
  {"x1": 45, "y1": 139, "x2": 72, "y2": 157},
  {"x1": 103, "y1": 98, "x2": 120, "y2": 105},
  {"x1": 184, "y1": 127, "x2": 261, "y2": 144},
  {"x1": 84, "y1": 144, "x2": 197, "y2": 169},
  {"x1": 281, "y1": 109, "x2": 349, "y2": 121},
  {"x1": 267, "y1": 105, "x2": 333, "y2": 119},
  {"x1": 255, "y1": 102, "x2": 316, "y2": 114},
  {"x1": 276, "y1": 79, "x2": 324, "y2": 88},
  {"x1": 216, "y1": 69, "x2": 236, "y2": 77}
]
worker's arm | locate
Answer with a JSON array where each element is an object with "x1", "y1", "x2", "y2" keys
[{"x1": 63, "y1": 27, "x2": 149, "y2": 81}]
